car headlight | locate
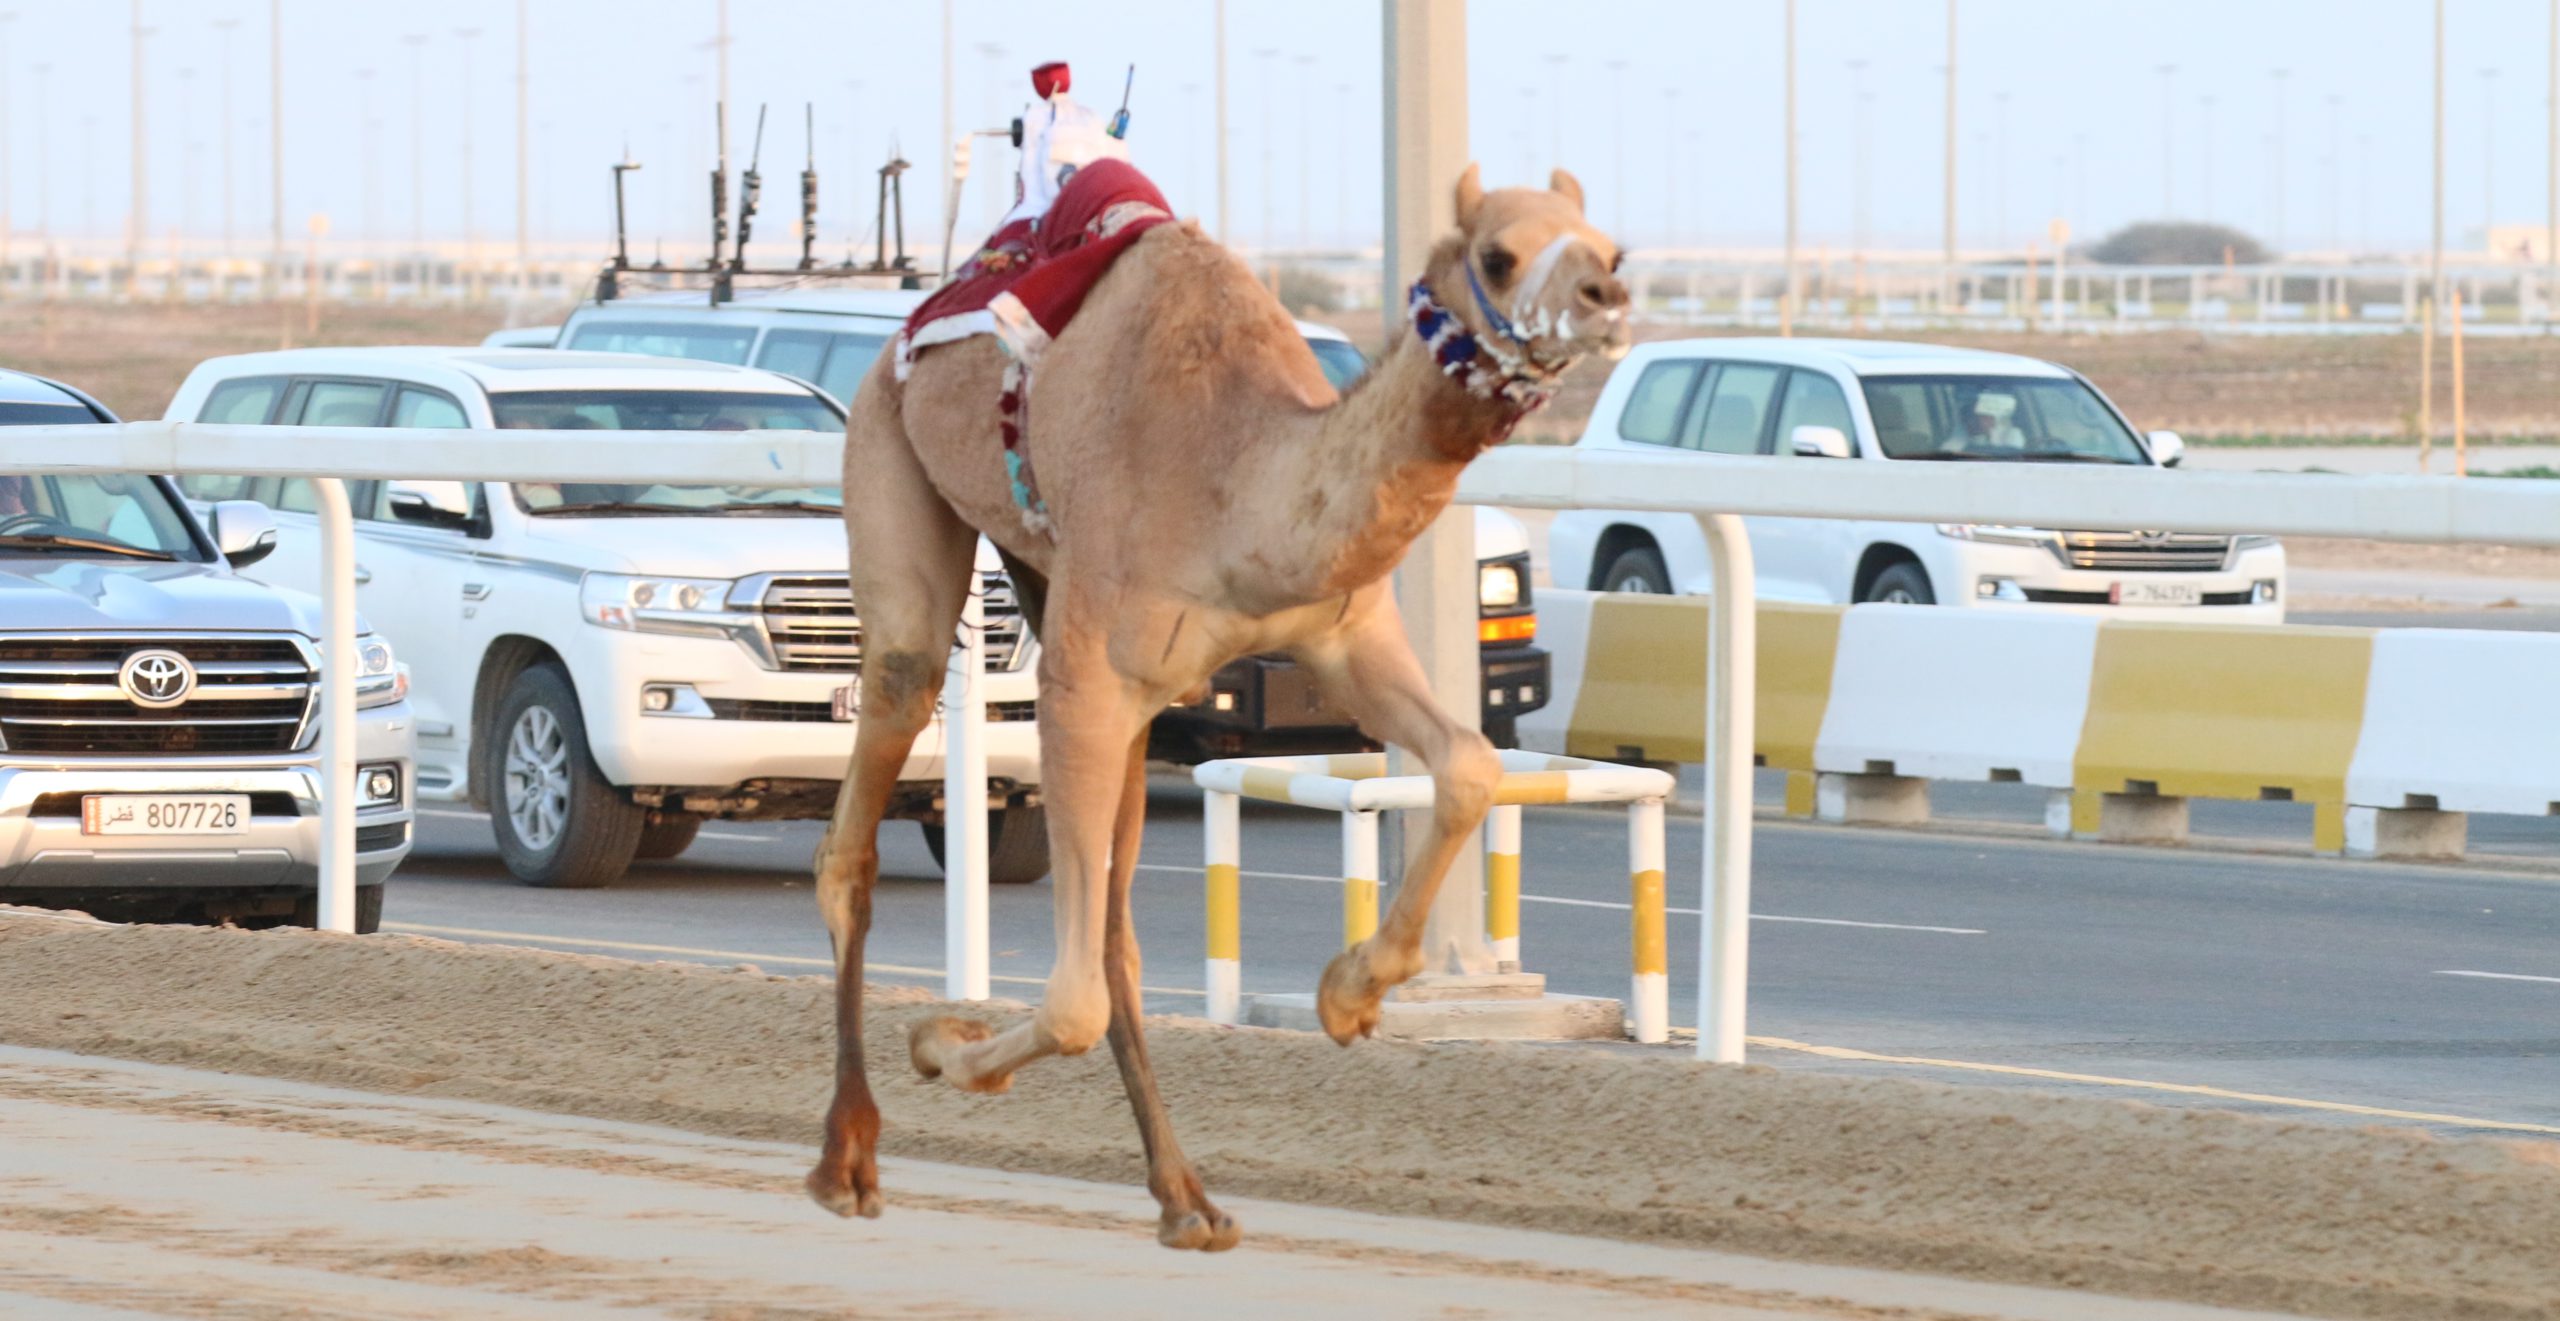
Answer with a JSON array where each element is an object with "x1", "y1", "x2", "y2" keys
[
  {"x1": 1935, "y1": 524, "x2": 2052, "y2": 546},
  {"x1": 1478, "y1": 561, "x2": 1523, "y2": 610},
  {"x1": 354, "y1": 635, "x2": 408, "y2": 708},
  {"x1": 579, "y1": 572, "x2": 741, "y2": 636}
]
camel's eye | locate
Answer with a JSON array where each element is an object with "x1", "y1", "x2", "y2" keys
[{"x1": 1479, "y1": 244, "x2": 1517, "y2": 285}]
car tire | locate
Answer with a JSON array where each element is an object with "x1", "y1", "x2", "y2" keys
[
  {"x1": 921, "y1": 805, "x2": 1052, "y2": 886},
  {"x1": 633, "y1": 812, "x2": 704, "y2": 861},
  {"x1": 1599, "y1": 545, "x2": 1671, "y2": 594},
  {"x1": 488, "y1": 664, "x2": 645, "y2": 888},
  {"x1": 283, "y1": 883, "x2": 385, "y2": 935},
  {"x1": 1863, "y1": 562, "x2": 1936, "y2": 605}
]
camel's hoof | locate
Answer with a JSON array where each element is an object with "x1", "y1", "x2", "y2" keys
[
  {"x1": 908, "y1": 1016, "x2": 1009, "y2": 1093},
  {"x1": 1159, "y1": 1207, "x2": 1243, "y2": 1252},
  {"x1": 1315, "y1": 948, "x2": 1382, "y2": 1046},
  {"x1": 804, "y1": 1168, "x2": 884, "y2": 1220}
]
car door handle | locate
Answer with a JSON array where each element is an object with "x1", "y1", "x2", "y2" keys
[
  {"x1": 354, "y1": 564, "x2": 373, "y2": 586},
  {"x1": 461, "y1": 582, "x2": 492, "y2": 602}
]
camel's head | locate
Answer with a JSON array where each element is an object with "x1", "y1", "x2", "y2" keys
[{"x1": 1440, "y1": 163, "x2": 1633, "y2": 380}]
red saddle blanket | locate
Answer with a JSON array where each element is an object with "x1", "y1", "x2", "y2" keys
[{"x1": 897, "y1": 158, "x2": 1174, "y2": 376}]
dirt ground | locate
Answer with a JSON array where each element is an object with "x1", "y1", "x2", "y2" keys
[{"x1": 3, "y1": 912, "x2": 2554, "y2": 1321}]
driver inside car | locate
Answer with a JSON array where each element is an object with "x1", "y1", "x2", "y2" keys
[{"x1": 1944, "y1": 391, "x2": 2026, "y2": 453}]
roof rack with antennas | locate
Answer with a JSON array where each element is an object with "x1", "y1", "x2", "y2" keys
[{"x1": 596, "y1": 100, "x2": 923, "y2": 307}]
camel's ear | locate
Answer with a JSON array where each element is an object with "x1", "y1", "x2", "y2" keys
[
  {"x1": 1454, "y1": 163, "x2": 1485, "y2": 227},
  {"x1": 1549, "y1": 168, "x2": 1586, "y2": 213}
]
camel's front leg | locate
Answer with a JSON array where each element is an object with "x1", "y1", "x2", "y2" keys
[
  {"x1": 909, "y1": 631, "x2": 1133, "y2": 1093},
  {"x1": 1297, "y1": 599, "x2": 1502, "y2": 1044}
]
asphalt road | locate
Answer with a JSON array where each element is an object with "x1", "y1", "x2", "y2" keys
[{"x1": 388, "y1": 771, "x2": 2560, "y2": 1140}]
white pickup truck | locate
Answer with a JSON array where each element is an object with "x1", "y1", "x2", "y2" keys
[{"x1": 164, "y1": 347, "x2": 1046, "y2": 888}]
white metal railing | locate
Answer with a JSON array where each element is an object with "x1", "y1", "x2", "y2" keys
[{"x1": 11, "y1": 423, "x2": 2560, "y2": 1062}]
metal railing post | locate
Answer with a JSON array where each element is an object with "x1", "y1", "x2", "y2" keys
[
  {"x1": 1628, "y1": 795, "x2": 1668, "y2": 1044},
  {"x1": 1342, "y1": 809, "x2": 1380, "y2": 949},
  {"x1": 1696, "y1": 513, "x2": 1756, "y2": 1063},
  {"x1": 313, "y1": 477, "x2": 358, "y2": 934},
  {"x1": 1204, "y1": 789, "x2": 1242, "y2": 1024},
  {"x1": 941, "y1": 578, "x2": 989, "y2": 1001}
]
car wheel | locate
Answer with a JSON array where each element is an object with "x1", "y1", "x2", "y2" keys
[
  {"x1": 1599, "y1": 545, "x2": 1671, "y2": 594},
  {"x1": 921, "y1": 805, "x2": 1052, "y2": 886},
  {"x1": 1862, "y1": 562, "x2": 1936, "y2": 605},
  {"x1": 284, "y1": 883, "x2": 385, "y2": 935},
  {"x1": 489, "y1": 664, "x2": 645, "y2": 888},
  {"x1": 633, "y1": 812, "x2": 704, "y2": 861}
]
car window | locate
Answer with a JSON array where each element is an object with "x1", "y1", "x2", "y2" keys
[
  {"x1": 0, "y1": 400, "x2": 98, "y2": 425},
  {"x1": 0, "y1": 474, "x2": 204, "y2": 558},
  {"x1": 815, "y1": 333, "x2": 888, "y2": 404},
  {"x1": 754, "y1": 329, "x2": 830, "y2": 384},
  {"x1": 269, "y1": 381, "x2": 391, "y2": 514},
  {"x1": 1616, "y1": 360, "x2": 1702, "y2": 446},
  {"x1": 1307, "y1": 339, "x2": 1370, "y2": 391},
  {"x1": 1862, "y1": 381, "x2": 1939, "y2": 458},
  {"x1": 1683, "y1": 363, "x2": 1783, "y2": 455},
  {"x1": 1772, "y1": 371, "x2": 1857, "y2": 456},
  {"x1": 391, "y1": 387, "x2": 468, "y2": 428},
  {"x1": 565, "y1": 320, "x2": 757, "y2": 365},
  {"x1": 199, "y1": 376, "x2": 286, "y2": 425},
  {"x1": 1858, "y1": 374, "x2": 2147, "y2": 463}
]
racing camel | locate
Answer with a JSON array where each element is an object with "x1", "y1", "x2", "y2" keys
[{"x1": 805, "y1": 162, "x2": 1630, "y2": 1249}]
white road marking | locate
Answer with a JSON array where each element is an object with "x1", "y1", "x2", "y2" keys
[
  {"x1": 1137, "y1": 864, "x2": 1983, "y2": 933},
  {"x1": 2437, "y1": 969, "x2": 2560, "y2": 985}
]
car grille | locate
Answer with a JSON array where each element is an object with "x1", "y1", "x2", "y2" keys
[
  {"x1": 0, "y1": 636, "x2": 316, "y2": 757},
  {"x1": 2053, "y1": 531, "x2": 2233, "y2": 573},
  {"x1": 701, "y1": 697, "x2": 1038, "y2": 724},
  {"x1": 753, "y1": 572, "x2": 1027, "y2": 674}
]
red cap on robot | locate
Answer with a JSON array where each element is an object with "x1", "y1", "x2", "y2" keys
[{"x1": 1031, "y1": 62, "x2": 1071, "y2": 99}]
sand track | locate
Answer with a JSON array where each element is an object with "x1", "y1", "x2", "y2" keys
[{"x1": 2, "y1": 912, "x2": 2554, "y2": 1320}]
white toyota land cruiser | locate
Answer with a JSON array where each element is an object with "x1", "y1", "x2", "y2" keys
[{"x1": 164, "y1": 348, "x2": 1044, "y2": 888}]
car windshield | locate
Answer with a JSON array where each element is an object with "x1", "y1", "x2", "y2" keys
[
  {"x1": 490, "y1": 389, "x2": 847, "y2": 515},
  {"x1": 563, "y1": 321, "x2": 757, "y2": 364},
  {"x1": 1860, "y1": 375, "x2": 2149, "y2": 464},
  {"x1": 1308, "y1": 338, "x2": 1369, "y2": 391},
  {"x1": 0, "y1": 473, "x2": 205, "y2": 559}
]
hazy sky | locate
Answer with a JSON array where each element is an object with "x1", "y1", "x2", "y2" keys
[{"x1": 0, "y1": 0, "x2": 2548, "y2": 257}]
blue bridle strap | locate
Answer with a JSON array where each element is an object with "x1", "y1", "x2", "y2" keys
[{"x1": 1461, "y1": 256, "x2": 1531, "y2": 347}]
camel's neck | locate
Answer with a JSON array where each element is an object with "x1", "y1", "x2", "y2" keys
[{"x1": 1233, "y1": 268, "x2": 1531, "y2": 609}]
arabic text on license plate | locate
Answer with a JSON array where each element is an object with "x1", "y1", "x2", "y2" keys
[
  {"x1": 81, "y1": 794, "x2": 250, "y2": 836},
  {"x1": 831, "y1": 683, "x2": 860, "y2": 723},
  {"x1": 2112, "y1": 581, "x2": 2202, "y2": 607}
]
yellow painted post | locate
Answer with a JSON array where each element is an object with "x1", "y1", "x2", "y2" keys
[
  {"x1": 1341, "y1": 809, "x2": 1380, "y2": 949},
  {"x1": 1203, "y1": 790, "x2": 1242, "y2": 1025},
  {"x1": 1628, "y1": 797, "x2": 1669, "y2": 1043},
  {"x1": 1484, "y1": 804, "x2": 1522, "y2": 972}
]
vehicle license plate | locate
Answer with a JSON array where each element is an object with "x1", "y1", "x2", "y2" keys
[
  {"x1": 2112, "y1": 581, "x2": 2202, "y2": 607},
  {"x1": 81, "y1": 794, "x2": 250, "y2": 836},
  {"x1": 831, "y1": 683, "x2": 859, "y2": 722}
]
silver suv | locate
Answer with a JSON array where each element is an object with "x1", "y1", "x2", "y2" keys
[{"x1": 0, "y1": 369, "x2": 416, "y2": 932}]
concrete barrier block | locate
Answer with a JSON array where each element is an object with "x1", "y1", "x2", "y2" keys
[
  {"x1": 1815, "y1": 606, "x2": 2099, "y2": 787},
  {"x1": 2345, "y1": 805, "x2": 2469, "y2": 861},
  {"x1": 1816, "y1": 772, "x2": 1930, "y2": 825},
  {"x1": 2096, "y1": 792, "x2": 2190, "y2": 845},
  {"x1": 2349, "y1": 629, "x2": 2560, "y2": 818}
]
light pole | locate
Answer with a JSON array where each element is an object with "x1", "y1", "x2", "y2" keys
[
  {"x1": 356, "y1": 69, "x2": 377, "y2": 244},
  {"x1": 2480, "y1": 67, "x2": 2499, "y2": 248},
  {"x1": 402, "y1": 33, "x2": 427, "y2": 257},
  {"x1": 31, "y1": 62, "x2": 49, "y2": 250},
  {"x1": 1213, "y1": 0, "x2": 1227, "y2": 246},
  {"x1": 2270, "y1": 67, "x2": 2291, "y2": 253},
  {"x1": 129, "y1": 0, "x2": 150, "y2": 277},
  {"x1": 456, "y1": 27, "x2": 483, "y2": 268},
  {"x1": 214, "y1": 16, "x2": 238, "y2": 255},
  {"x1": 2156, "y1": 63, "x2": 2176, "y2": 216},
  {"x1": 177, "y1": 67, "x2": 197, "y2": 241},
  {"x1": 1993, "y1": 90, "x2": 2009, "y2": 247},
  {"x1": 266, "y1": 0, "x2": 280, "y2": 300},
  {"x1": 1666, "y1": 84, "x2": 1682, "y2": 248},
  {"x1": 514, "y1": 0, "x2": 528, "y2": 305},
  {"x1": 975, "y1": 41, "x2": 1007, "y2": 235},
  {"x1": 1335, "y1": 79, "x2": 1353, "y2": 247},
  {"x1": 1781, "y1": 4, "x2": 1797, "y2": 335},
  {"x1": 0, "y1": 10, "x2": 14, "y2": 278},
  {"x1": 1605, "y1": 57, "x2": 1630, "y2": 234},
  {"x1": 2433, "y1": 0, "x2": 2446, "y2": 312},
  {"x1": 1942, "y1": 0, "x2": 1958, "y2": 308}
]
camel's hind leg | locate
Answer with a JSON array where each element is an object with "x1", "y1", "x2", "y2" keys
[
  {"x1": 806, "y1": 373, "x2": 979, "y2": 1219},
  {"x1": 1096, "y1": 727, "x2": 1239, "y2": 1251},
  {"x1": 1297, "y1": 597, "x2": 1502, "y2": 1044}
]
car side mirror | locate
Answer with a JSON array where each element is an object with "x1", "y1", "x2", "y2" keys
[
  {"x1": 2147, "y1": 430, "x2": 2185, "y2": 468},
  {"x1": 1790, "y1": 424, "x2": 1854, "y2": 459},
  {"x1": 208, "y1": 500, "x2": 278, "y2": 569},
  {"x1": 387, "y1": 479, "x2": 475, "y2": 529}
]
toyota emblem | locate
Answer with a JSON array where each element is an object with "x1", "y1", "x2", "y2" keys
[{"x1": 118, "y1": 648, "x2": 197, "y2": 709}]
